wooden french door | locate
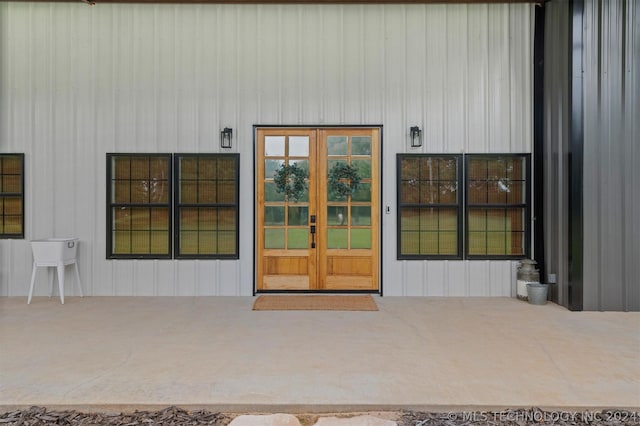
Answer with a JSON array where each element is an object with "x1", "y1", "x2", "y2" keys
[{"x1": 256, "y1": 128, "x2": 379, "y2": 291}]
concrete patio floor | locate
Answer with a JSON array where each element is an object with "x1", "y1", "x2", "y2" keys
[{"x1": 1, "y1": 296, "x2": 639, "y2": 413}]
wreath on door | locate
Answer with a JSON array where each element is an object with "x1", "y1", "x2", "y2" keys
[
  {"x1": 273, "y1": 163, "x2": 308, "y2": 202},
  {"x1": 328, "y1": 163, "x2": 361, "y2": 199}
]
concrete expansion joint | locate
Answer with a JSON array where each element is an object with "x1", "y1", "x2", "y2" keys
[{"x1": 228, "y1": 413, "x2": 397, "y2": 426}]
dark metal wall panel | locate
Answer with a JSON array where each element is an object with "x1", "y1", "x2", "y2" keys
[
  {"x1": 542, "y1": 0, "x2": 571, "y2": 306},
  {"x1": 582, "y1": 0, "x2": 639, "y2": 311}
]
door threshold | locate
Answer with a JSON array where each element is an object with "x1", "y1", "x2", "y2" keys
[{"x1": 255, "y1": 290, "x2": 380, "y2": 295}]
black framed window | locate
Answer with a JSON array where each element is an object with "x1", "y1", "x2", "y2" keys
[
  {"x1": 0, "y1": 154, "x2": 25, "y2": 239},
  {"x1": 107, "y1": 153, "x2": 239, "y2": 260},
  {"x1": 466, "y1": 155, "x2": 530, "y2": 258},
  {"x1": 175, "y1": 154, "x2": 239, "y2": 258},
  {"x1": 397, "y1": 154, "x2": 462, "y2": 259},
  {"x1": 107, "y1": 154, "x2": 172, "y2": 258},
  {"x1": 397, "y1": 153, "x2": 530, "y2": 260}
]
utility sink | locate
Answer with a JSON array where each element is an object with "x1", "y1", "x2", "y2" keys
[{"x1": 28, "y1": 238, "x2": 82, "y2": 304}]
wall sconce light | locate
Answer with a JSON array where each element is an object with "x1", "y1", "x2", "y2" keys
[
  {"x1": 410, "y1": 126, "x2": 422, "y2": 148},
  {"x1": 220, "y1": 127, "x2": 233, "y2": 149}
]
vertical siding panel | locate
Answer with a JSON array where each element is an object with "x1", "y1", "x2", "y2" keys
[
  {"x1": 362, "y1": 6, "x2": 384, "y2": 124},
  {"x1": 426, "y1": 261, "x2": 446, "y2": 296},
  {"x1": 177, "y1": 261, "x2": 196, "y2": 296},
  {"x1": 300, "y1": 6, "x2": 322, "y2": 123},
  {"x1": 585, "y1": 0, "x2": 629, "y2": 311},
  {"x1": 625, "y1": 0, "x2": 640, "y2": 311},
  {"x1": 56, "y1": 5, "x2": 74, "y2": 245},
  {"x1": 467, "y1": 5, "x2": 489, "y2": 154},
  {"x1": 155, "y1": 6, "x2": 177, "y2": 152},
  {"x1": 74, "y1": 5, "x2": 97, "y2": 296},
  {"x1": 509, "y1": 5, "x2": 532, "y2": 153},
  {"x1": 8, "y1": 243, "x2": 30, "y2": 297},
  {"x1": 114, "y1": 261, "x2": 134, "y2": 296},
  {"x1": 0, "y1": 243, "x2": 9, "y2": 296},
  {"x1": 405, "y1": 5, "x2": 426, "y2": 135},
  {"x1": 445, "y1": 6, "x2": 467, "y2": 153},
  {"x1": 218, "y1": 261, "x2": 240, "y2": 295},
  {"x1": 197, "y1": 261, "x2": 214, "y2": 296},
  {"x1": 404, "y1": 262, "x2": 424, "y2": 296},
  {"x1": 582, "y1": 0, "x2": 601, "y2": 310},
  {"x1": 257, "y1": 6, "x2": 279, "y2": 124},
  {"x1": 155, "y1": 261, "x2": 174, "y2": 296},
  {"x1": 136, "y1": 262, "x2": 155, "y2": 296},
  {"x1": 382, "y1": 5, "x2": 405, "y2": 295},
  {"x1": 280, "y1": 6, "x2": 300, "y2": 124},
  {"x1": 176, "y1": 7, "x2": 198, "y2": 151},
  {"x1": 599, "y1": 0, "x2": 622, "y2": 310},
  {"x1": 31, "y1": 5, "x2": 55, "y2": 238},
  {"x1": 322, "y1": 7, "x2": 343, "y2": 124},
  {"x1": 487, "y1": 5, "x2": 510, "y2": 152},
  {"x1": 446, "y1": 261, "x2": 465, "y2": 296},
  {"x1": 468, "y1": 261, "x2": 489, "y2": 296},
  {"x1": 0, "y1": 7, "x2": 8, "y2": 301},
  {"x1": 218, "y1": 6, "x2": 238, "y2": 134},
  {"x1": 134, "y1": 7, "x2": 157, "y2": 152},
  {"x1": 424, "y1": 6, "x2": 446, "y2": 152},
  {"x1": 343, "y1": 6, "x2": 363, "y2": 124}
]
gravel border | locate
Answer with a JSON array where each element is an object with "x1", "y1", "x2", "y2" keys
[{"x1": 2, "y1": 406, "x2": 639, "y2": 426}]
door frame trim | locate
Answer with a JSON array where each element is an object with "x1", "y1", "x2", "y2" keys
[{"x1": 252, "y1": 124, "x2": 384, "y2": 296}]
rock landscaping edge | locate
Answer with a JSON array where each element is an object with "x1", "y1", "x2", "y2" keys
[{"x1": 2, "y1": 405, "x2": 640, "y2": 426}]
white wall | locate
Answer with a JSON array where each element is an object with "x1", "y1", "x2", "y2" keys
[{"x1": 0, "y1": 2, "x2": 533, "y2": 297}]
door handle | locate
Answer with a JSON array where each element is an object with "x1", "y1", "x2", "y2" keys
[{"x1": 310, "y1": 225, "x2": 316, "y2": 248}]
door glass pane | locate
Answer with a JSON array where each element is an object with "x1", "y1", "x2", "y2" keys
[
  {"x1": 265, "y1": 136, "x2": 285, "y2": 157},
  {"x1": 289, "y1": 136, "x2": 309, "y2": 157},
  {"x1": 287, "y1": 229, "x2": 308, "y2": 249},
  {"x1": 327, "y1": 229, "x2": 348, "y2": 249},
  {"x1": 327, "y1": 206, "x2": 348, "y2": 226},
  {"x1": 288, "y1": 206, "x2": 308, "y2": 226},
  {"x1": 350, "y1": 229, "x2": 371, "y2": 249},
  {"x1": 351, "y1": 136, "x2": 371, "y2": 155},
  {"x1": 351, "y1": 159, "x2": 371, "y2": 178},
  {"x1": 327, "y1": 136, "x2": 348, "y2": 155},
  {"x1": 351, "y1": 183, "x2": 371, "y2": 202},
  {"x1": 264, "y1": 182, "x2": 285, "y2": 202},
  {"x1": 288, "y1": 159, "x2": 309, "y2": 174},
  {"x1": 265, "y1": 228, "x2": 285, "y2": 249},
  {"x1": 265, "y1": 160, "x2": 285, "y2": 179},
  {"x1": 350, "y1": 206, "x2": 371, "y2": 226},
  {"x1": 264, "y1": 206, "x2": 285, "y2": 226}
]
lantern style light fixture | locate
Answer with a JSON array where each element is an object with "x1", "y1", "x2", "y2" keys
[
  {"x1": 410, "y1": 126, "x2": 422, "y2": 148},
  {"x1": 220, "y1": 127, "x2": 233, "y2": 149}
]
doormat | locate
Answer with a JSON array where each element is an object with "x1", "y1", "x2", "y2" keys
[{"x1": 252, "y1": 295, "x2": 378, "y2": 311}]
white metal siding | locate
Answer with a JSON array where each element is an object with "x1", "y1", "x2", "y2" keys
[{"x1": 0, "y1": 2, "x2": 533, "y2": 297}]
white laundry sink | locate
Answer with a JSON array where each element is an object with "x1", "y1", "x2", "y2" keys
[{"x1": 31, "y1": 238, "x2": 79, "y2": 264}]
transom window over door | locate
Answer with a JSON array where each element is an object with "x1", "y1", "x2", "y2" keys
[{"x1": 256, "y1": 127, "x2": 380, "y2": 291}]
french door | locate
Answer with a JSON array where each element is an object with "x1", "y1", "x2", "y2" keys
[{"x1": 256, "y1": 127, "x2": 380, "y2": 291}]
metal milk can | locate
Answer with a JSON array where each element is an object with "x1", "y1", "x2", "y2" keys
[{"x1": 517, "y1": 259, "x2": 540, "y2": 301}]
